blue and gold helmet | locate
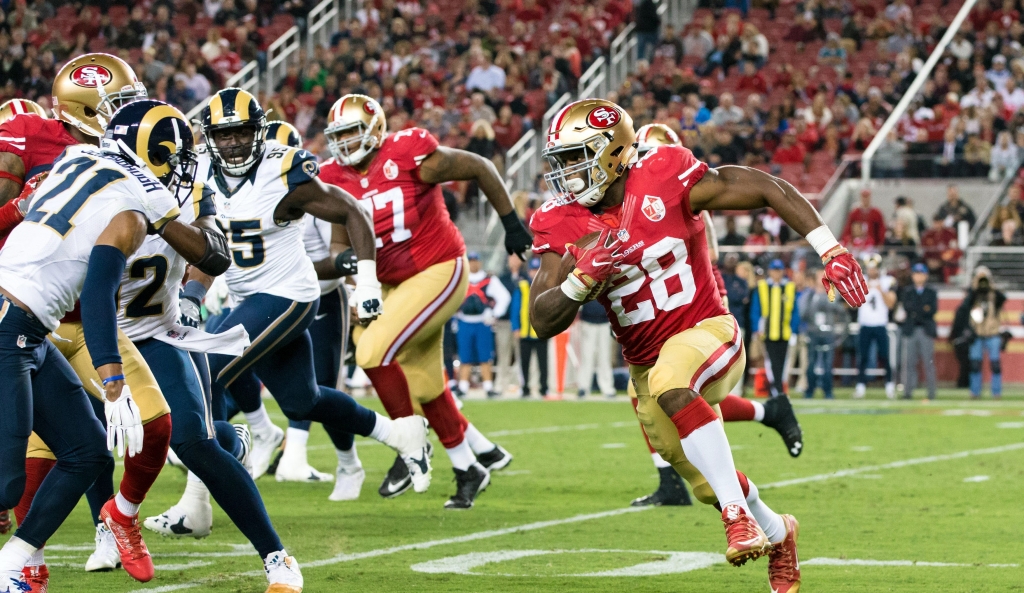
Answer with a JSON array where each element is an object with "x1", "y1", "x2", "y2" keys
[
  {"x1": 101, "y1": 99, "x2": 198, "y2": 200},
  {"x1": 199, "y1": 87, "x2": 267, "y2": 176},
  {"x1": 265, "y1": 120, "x2": 302, "y2": 148}
]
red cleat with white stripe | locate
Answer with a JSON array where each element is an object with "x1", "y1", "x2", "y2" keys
[
  {"x1": 20, "y1": 565, "x2": 47, "y2": 593},
  {"x1": 99, "y1": 499, "x2": 154, "y2": 583},
  {"x1": 768, "y1": 514, "x2": 801, "y2": 592},
  {"x1": 722, "y1": 504, "x2": 773, "y2": 566}
]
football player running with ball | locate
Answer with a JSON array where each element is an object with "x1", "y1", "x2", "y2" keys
[
  {"x1": 319, "y1": 95, "x2": 530, "y2": 509},
  {"x1": 530, "y1": 100, "x2": 867, "y2": 593}
]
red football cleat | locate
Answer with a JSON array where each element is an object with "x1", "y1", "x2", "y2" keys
[
  {"x1": 99, "y1": 499, "x2": 154, "y2": 583},
  {"x1": 722, "y1": 503, "x2": 773, "y2": 566},
  {"x1": 769, "y1": 514, "x2": 801, "y2": 593},
  {"x1": 21, "y1": 565, "x2": 48, "y2": 593}
]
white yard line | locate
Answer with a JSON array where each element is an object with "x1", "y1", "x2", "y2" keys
[{"x1": 129, "y1": 441, "x2": 1024, "y2": 592}]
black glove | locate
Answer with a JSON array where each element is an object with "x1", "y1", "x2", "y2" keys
[
  {"x1": 500, "y1": 211, "x2": 533, "y2": 261},
  {"x1": 333, "y1": 248, "x2": 358, "y2": 276},
  {"x1": 179, "y1": 294, "x2": 202, "y2": 328}
]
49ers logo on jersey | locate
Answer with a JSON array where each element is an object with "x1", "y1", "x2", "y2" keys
[
  {"x1": 587, "y1": 107, "x2": 620, "y2": 129},
  {"x1": 70, "y1": 65, "x2": 112, "y2": 88},
  {"x1": 641, "y1": 195, "x2": 665, "y2": 222},
  {"x1": 383, "y1": 159, "x2": 399, "y2": 180}
]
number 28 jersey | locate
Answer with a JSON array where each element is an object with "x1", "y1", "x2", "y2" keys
[
  {"x1": 318, "y1": 128, "x2": 465, "y2": 286},
  {"x1": 530, "y1": 145, "x2": 727, "y2": 367}
]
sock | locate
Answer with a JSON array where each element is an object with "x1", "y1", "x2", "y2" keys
[
  {"x1": 482, "y1": 380, "x2": 493, "y2": 392},
  {"x1": 752, "y1": 401, "x2": 765, "y2": 422},
  {"x1": 25, "y1": 547, "x2": 44, "y2": 568},
  {"x1": 120, "y1": 413, "x2": 171, "y2": 505},
  {"x1": 739, "y1": 471, "x2": 786, "y2": 543},
  {"x1": 464, "y1": 423, "x2": 496, "y2": 455},
  {"x1": 181, "y1": 472, "x2": 211, "y2": 508},
  {"x1": 0, "y1": 537, "x2": 36, "y2": 572},
  {"x1": 420, "y1": 389, "x2": 469, "y2": 449},
  {"x1": 458, "y1": 380, "x2": 470, "y2": 393},
  {"x1": 363, "y1": 364, "x2": 415, "y2": 418},
  {"x1": 369, "y1": 413, "x2": 392, "y2": 443},
  {"x1": 336, "y1": 445, "x2": 361, "y2": 471},
  {"x1": 13, "y1": 458, "x2": 56, "y2": 526},
  {"x1": 445, "y1": 440, "x2": 476, "y2": 471},
  {"x1": 244, "y1": 404, "x2": 275, "y2": 436},
  {"x1": 285, "y1": 427, "x2": 310, "y2": 452},
  {"x1": 114, "y1": 492, "x2": 139, "y2": 517},
  {"x1": 719, "y1": 395, "x2": 757, "y2": 422},
  {"x1": 671, "y1": 398, "x2": 748, "y2": 513},
  {"x1": 651, "y1": 451, "x2": 671, "y2": 469}
]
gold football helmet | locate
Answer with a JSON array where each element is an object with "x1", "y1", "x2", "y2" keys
[
  {"x1": 265, "y1": 120, "x2": 302, "y2": 148},
  {"x1": 0, "y1": 99, "x2": 48, "y2": 124},
  {"x1": 635, "y1": 123, "x2": 681, "y2": 156},
  {"x1": 542, "y1": 99, "x2": 637, "y2": 207},
  {"x1": 325, "y1": 94, "x2": 386, "y2": 166},
  {"x1": 52, "y1": 53, "x2": 147, "y2": 138}
]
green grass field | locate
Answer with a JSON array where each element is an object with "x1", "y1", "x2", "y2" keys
[{"x1": 25, "y1": 389, "x2": 1024, "y2": 593}]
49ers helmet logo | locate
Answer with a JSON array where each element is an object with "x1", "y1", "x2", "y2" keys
[
  {"x1": 587, "y1": 106, "x2": 620, "y2": 129},
  {"x1": 363, "y1": 101, "x2": 377, "y2": 114},
  {"x1": 70, "y1": 65, "x2": 112, "y2": 88}
]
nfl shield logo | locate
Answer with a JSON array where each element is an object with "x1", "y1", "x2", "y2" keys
[
  {"x1": 641, "y1": 195, "x2": 665, "y2": 222},
  {"x1": 16, "y1": 335, "x2": 26, "y2": 349},
  {"x1": 383, "y1": 159, "x2": 399, "y2": 180}
]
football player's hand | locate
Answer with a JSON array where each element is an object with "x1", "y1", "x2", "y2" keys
[
  {"x1": 822, "y1": 247, "x2": 868, "y2": 307},
  {"x1": 562, "y1": 228, "x2": 624, "y2": 302},
  {"x1": 500, "y1": 211, "x2": 533, "y2": 261},
  {"x1": 179, "y1": 293, "x2": 202, "y2": 328},
  {"x1": 0, "y1": 509, "x2": 10, "y2": 534},
  {"x1": 333, "y1": 248, "x2": 358, "y2": 277},
  {"x1": 353, "y1": 282, "x2": 383, "y2": 323},
  {"x1": 93, "y1": 380, "x2": 144, "y2": 458},
  {"x1": 12, "y1": 172, "x2": 47, "y2": 218}
]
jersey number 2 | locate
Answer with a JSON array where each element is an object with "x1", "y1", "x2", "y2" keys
[
  {"x1": 361, "y1": 187, "x2": 412, "y2": 248},
  {"x1": 606, "y1": 237, "x2": 696, "y2": 327},
  {"x1": 125, "y1": 256, "x2": 168, "y2": 318}
]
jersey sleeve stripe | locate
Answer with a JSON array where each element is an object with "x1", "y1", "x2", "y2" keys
[
  {"x1": 149, "y1": 205, "x2": 181, "y2": 233},
  {"x1": 678, "y1": 160, "x2": 702, "y2": 183}
]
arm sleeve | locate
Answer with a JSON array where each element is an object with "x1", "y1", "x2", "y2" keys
[
  {"x1": 81, "y1": 245, "x2": 127, "y2": 368},
  {"x1": 488, "y1": 276, "x2": 512, "y2": 319}
]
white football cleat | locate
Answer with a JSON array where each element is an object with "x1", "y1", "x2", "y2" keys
[
  {"x1": 143, "y1": 501, "x2": 213, "y2": 539},
  {"x1": 853, "y1": 383, "x2": 866, "y2": 399},
  {"x1": 328, "y1": 466, "x2": 366, "y2": 501},
  {"x1": 276, "y1": 462, "x2": 334, "y2": 483},
  {"x1": 250, "y1": 425, "x2": 285, "y2": 479},
  {"x1": 85, "y1": 523, "x2": 121, "y2": 572},
  {"x1": 234, "y1": 423, "x2": 253, "y2": 476},
  {"x1": 885, "y1": 382, "x2": 896, "y2": 399},
  {"x1": 264, "y1": 550, "x2": 303, "y2": 593},
  {"x1": 0, "y1": 571, "x2": 28, "y2": 593},
  {"x1": 381, "y1": 416, "x2": 432, "y2": 493}
]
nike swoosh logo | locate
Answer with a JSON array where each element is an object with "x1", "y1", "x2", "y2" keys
[
  {"x1": 384, "y1": 477, "x2": 411, "y2": 493},
  {"x1": 591, "y1": 259, "x2": 611, "y2": 266},
  {"x1": 737, "y1": 537, "x2": 764, "y2": 546},
  {"x1": 410, "y1": 450, "x2": 429, "y2": 474},
  {"x1": 314, "y1": 313, "x2": 328, "y2": 321}
]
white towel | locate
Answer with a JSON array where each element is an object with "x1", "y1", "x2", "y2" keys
[{"x1": 154, "y1": 323, "x2": 250, "y2": 355}]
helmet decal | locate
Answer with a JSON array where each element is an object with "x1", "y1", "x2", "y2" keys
[
  {"x1": 70, "y1": 65, "x2": 113, "y2": 88},
  {"x1": 587, "y1": 106, "x2": 620, "y2": 129}
]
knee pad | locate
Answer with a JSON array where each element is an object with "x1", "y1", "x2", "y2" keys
[
  {"x1": 970, "y1": 360, "x2": 983, "y2": 373},
  {"x1": 990, "y1": 360, "x2": 1002, "y2": 374}
]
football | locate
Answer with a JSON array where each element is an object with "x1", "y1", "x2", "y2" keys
[{"x1": 558, "y1": 231, "x2": 607, "y2": 302}]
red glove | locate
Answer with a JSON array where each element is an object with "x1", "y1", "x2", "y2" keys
[
  {"x1": 562, "y1": 228, "x2": 624, "y2": 301},
  {"x1": 821, "y1": 246, "x2": 868, "y2": 307},
  {"x1": 0, "y1": 509, "x2": 10, "y2": 534}
]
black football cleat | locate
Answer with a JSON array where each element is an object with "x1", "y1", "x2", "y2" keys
[
  {"x1": 475, "y1": 445, "x2": 513, "y2": 472},
  {"x1": 379, "y1": 442, "x2": 433, "y2": 498},
  {"x1": 631, "y1": 466, "x2": 693, "y2": 507},
  {"x1": 762, "y1": 395, "x2": 804, "y2": 458},
  {"x1": 444, "y1": 463, "x2": 490, "y2": 509}
]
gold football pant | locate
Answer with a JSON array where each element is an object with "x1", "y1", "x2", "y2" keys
[
  {"x1": 354, "y1": 257, "x2": 469, "y2": 404},
  {"x1": 629, "y1": 315, "x2": 745, "y2": 505},
  {"x1": 26, "y1": 323, "x2": 169, "y2": 460}
]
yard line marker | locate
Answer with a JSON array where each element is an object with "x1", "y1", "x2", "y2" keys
[{"x1": 804, "y1": 558, "x2": 1019, "y2": 568}]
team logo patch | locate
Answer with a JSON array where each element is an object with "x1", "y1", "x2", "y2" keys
[
  {"x1": 16, "y1": 335, "x2": 26, "y2": 349},
  {"x1": 70, "y1": 65, "x2": 112, "y2": 88},
  {"x1": 617, "y1": 229, "x2": 630, "y2": 242},
  {"x1": 383, "y1": 159, "x2": 399, "y2": 180},
  {"x1": 587, "y1": 106, "x2": 620, "y2": 129},
  {"x1": 363, "y1": 101, "x2": 377, "y2": 114},
  {"x1": 641, "y1": 195, "x2": 665, "y2": 222},
  {"x1": 302, "y1": 160, "x2": 318, "y2": 177}
]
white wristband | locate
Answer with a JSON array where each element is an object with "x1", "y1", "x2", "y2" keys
[
  {"x1": 805, "y1": 225, "x2": 840, "y2": 258},
  {"x1": 560, "y1": 276, "x2": 591, "y2": 302},
  {"x1": 356, "y1": 260, "x2": 380, "y2": 287}
]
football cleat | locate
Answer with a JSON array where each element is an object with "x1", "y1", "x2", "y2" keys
[
  {"x1": 277, "y1": 463, "x2": 334, "y2": 483},
  {"x1": 19, "y1": 566, "x2": 46, "y2": 593},
  {"x1": 768, "y1": 515, "x2": 801, "y2": 593},
  {"x1": 234, "y1": 424, "x2": 253, "y2": 476},
  {"x1": 143, "y1": 499, "x2": 213, "y2": 539},
  {"x1": 380, "y1": 416, "x2": 432, "y2": 493},
  {"x1": 0, "y1": 571, "x2": 29, "y2": 593},
  {"x1": 631, "y1": 466, "x2": 693, "y2": 507},
  {"x1": 85, "y1": 523, "x2": 121, "y2": 571},
  {"x1": 722, "y1": 504, "x2": 772, "y2": 567},
  {"x1": 100, "y1": 499, "x2": 154, "y2": 582},
  {"x1": 761, "y1": 396, "x2": 804, "y2": 458},
  {"x1": 250, "y1": 425, "x2": 285, "y2": 479},
  {"x1": 263, "y1": 550, "x2": 302, "y2": 593},
  {"x1": 476, "y1": 445, "x2": 513, "y2": 472},
  {"x1": 853, "y1": 383, "x2": 866, "y2": 399},
  {"x1": 444, "y1": 463, "x2": 490, "y2": 510},
  {"x1": 328, "y1": 466, "x2": 366, "y2": 501},
  {"x1": 378, "y1": 442, "x2": 433, "y2": 499}
]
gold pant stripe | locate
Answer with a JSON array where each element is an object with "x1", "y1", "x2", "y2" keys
[
  {"x1": 383, "y1": 256, "x2": 464, "y2": 365},
  {"x1": 217, "y1": 301, "x2": 313, "y2": 386}
]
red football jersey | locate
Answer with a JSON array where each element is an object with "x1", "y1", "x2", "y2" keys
[
  {"x1": 319, "y1": 127, "x2": 465, "y2": 286},
  {"x1": 531, "y1": 145, "x2": 727, "y2": 366}
]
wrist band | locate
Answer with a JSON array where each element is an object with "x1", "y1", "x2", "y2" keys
[
  {"x1": 805, "y1": 224, "x2": 840, "y2": 258},
  {"x1": 102, "y1": 374, "x2": 125, "y2": 386}
]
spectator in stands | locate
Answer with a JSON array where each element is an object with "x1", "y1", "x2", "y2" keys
[
  {"x1": 937, "y1": 184, "x2": 978, "y2": 229},
  {"x1": 990, "y1": 217, "x2": 1023, "y2": 246},
  {"x1": 740, "y1": 23, "x2": 769, "y2": 70},
  {"x1": 745, "y1": 217, "x2": 774, "y2": 248},
  {"x1": 899, "y1": 263, "x2": 938, "y2": 400},
  {"x1": 893, "y1": 196, "x2": 923, "y2": 244},
  {"x1": 456, "y1": 253, "x2": 511, "y2": 398},
  {"x1": 785, "y1": 13, "x2": 820, "y2": 43},
  {"x1": 802, "y1": 267, "x2": 844, "y2": 399},
  {"x1": 987, "y1": 55, "x2": 1012, "y2": 90},
  {"x1": 965, "y1": 267, "x2": 1007, "y2": 399},
  {"x1": 989, "y1": 131, "x2": 1019, "y2": 182},
  {"x1": 683, "y1": 24, "x2": 715, "y2": 59},
  {"x1": 468, "y1": 92, "x2": 496, "y2": 125},
  {"x1": 737, "y1": 61, "x2": 768, "y2": 94},
  {"x1": 842, "y1": 188, "x2": 887, "y2": 246},
  {"x1": 751, "y1": 259, "x2": 800, "y2": 398},
  {"x1": 771, "y1": 130, "x2": 806, "y2": 164},
  {"x1": 801, "y1": 93, "x2": 833, "y2": 128},
  {"x1": 466, "y1": 50, "x2": 506, "y2": 93},
  {"x1": 883, "y1": 218, "x2": 917, "y2": 254},
  {"x1": 873, "y1": 130, "x2": 907, "y2": 178},
  {"x1": 818, "y1": 32, "x2": 847, "y2": 70},
  {"x1": 965, "y1": 133, "x2": 993, "y2": 177},
  {"x1": 634, "y1": 0, "x2": 661, "y2": 61},
  {"x1": 922, "y1": 212, "x2": 961, "y2": 282},
  {"x1": 493, "y1": 105, "x2": 525, "y2": 153},
  {"x1": 711, "y1": 92, "x2": 744, "y2": 128},
  {"x1": 721, "y1": 215, "x2": 746, "y2": 247},
  {"x1": 938, "y1": 125, "x2": 967, "y2": 177},
  {"x1": 854, "y1": 255, "x2": 897, "y2": 399},
  {"x1": 961, "y1": 79, "x2": 996, "y2": 109},
  {"x1": 1008, "y1": 184, "x2": 1024, "y2": 221},
  {"x1": 1000, "y1": 78, "x2": 1024, "y2": 112},
  {"x1": 575, "y1": 299, "x2": 615, "y2": 399},
  {"x1": 848, "y1": 221, "x2": 876, "y2": 255},
  {"x1": 949, "y1": 30, "x2": 974, "y2": 62}
]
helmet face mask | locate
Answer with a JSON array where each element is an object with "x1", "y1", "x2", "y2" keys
[
  {"x1": 53, "y1": 53, "x2": 148, "y2": 137},
  {"x1": 543, "y1": 137, "x2": 610, "y2": 207},
  {"x1": 95, "y1": 83, "x2": 148, "y2": 130},
  {"x1": 325, "y1": 94, "x2": 386, "y2": 166},
  {"x1": 200, "y1": 88, "x2": 267, "y2": 177}
]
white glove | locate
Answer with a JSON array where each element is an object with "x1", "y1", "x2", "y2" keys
[
  {"x1": 353, "y1": 260, "x2": 383, "y2": 322},
  {"x1": 93, "y1": 381, "x2": 144, "y2": 458},
  {"x1": 483, "y1": 310, "x2": 495, "y2": 327}
]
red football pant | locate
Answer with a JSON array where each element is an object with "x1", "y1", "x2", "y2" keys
[
  {"x1": 119, "y1": 414, "x2": 171, "y2": 505},
  {"x1": 364, "y1": 364, "x2": 415, "y2": 419},
  {"x1": 421, "y1": 387, "x2": 468, "y2": 449}
]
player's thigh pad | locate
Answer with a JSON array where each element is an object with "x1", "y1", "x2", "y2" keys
[
  {"x1": 647, "y1": 315, "x2": 743, "y2": 407},
  {"x1": 49, "y1": 323, "x2": 170, "y2": 422},
  {"x1": 630, "y1": 366, "x2": 717, "y2": 505},
  {"x1": 396, "y1": 324, "x2": 447, "y2": 403},
  {"x1": 137, "y1": 339, "x2": 215, "y2": 448},
  {"x1": 355, "y1": 257, "x2": 468, "y2": 370}
]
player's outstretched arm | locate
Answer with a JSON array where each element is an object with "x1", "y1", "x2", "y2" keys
[
  {"x1": 312, "y1": 223, "x2": 358, "y2": 281},
  {"x1": 690, "y1": 165, "x2": 868, "y2": 306},
  {"x1": 419, "y1": 146, "x2": 533, "y2": 259},
  {"x1": 529, "y1": 252, "x2": 585, "y2": 339},
  {"x1": 0, "y1": 151, "x2": 26, "y2": 206},
  {"x1": 161, "y1": 216, "x2": 230, "y2": 277}
]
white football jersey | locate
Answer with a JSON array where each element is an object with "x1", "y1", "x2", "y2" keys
[
  {"x1": 857, "y1": 274, "x2": 895, "y2": 327},
  {"x1": 302, "y1": 214, "x2": 341, "y2": 295},
  {"x1": 117, "y1": 182, "x2": 216, "y2": 341},
  {"x1": 0, "y1": 146, "x2": 180, "y2": 330},
  {"x1": 198, "y1": 141, "x2": 320, "y2": 303}
]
